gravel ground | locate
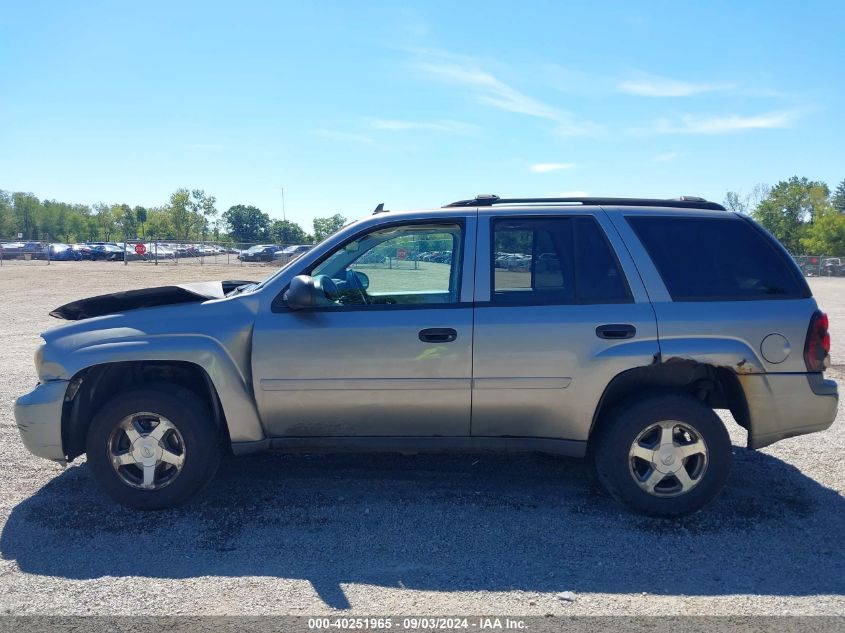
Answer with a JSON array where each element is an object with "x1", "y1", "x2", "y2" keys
[{"x1": 0, "y1": 263, "x2": 842, "y2": 616}]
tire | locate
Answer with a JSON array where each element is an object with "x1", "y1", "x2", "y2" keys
[
  {"x1": 593, "y1": 392, "x2": 732, "y2": 517},
  {"x1": 85, "y1": 384, "x2": 221, "y2": 510}
]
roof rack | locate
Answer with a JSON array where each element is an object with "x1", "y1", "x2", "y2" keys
[{"x1": 443, "y1": 194, "x2": 726, "y2": 211}]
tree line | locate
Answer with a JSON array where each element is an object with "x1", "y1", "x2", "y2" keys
[
  {"x1": 3, "y1": 177, "x2": 844, "y2": 254},
  {"x1": 0, "y1": 188, "x2": 348, "y2": 246},
  {"x1": 725, "y1": 177, "x2": 845, "y2": 256}
]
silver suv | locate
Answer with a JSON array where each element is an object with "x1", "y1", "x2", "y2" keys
[{"x1": 14, "y1": 195, "x2": 838, "y2": 516}]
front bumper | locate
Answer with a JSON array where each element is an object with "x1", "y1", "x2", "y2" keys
[
  {"x1": 14, "y1": 380, "x2": 69, "y2": 462},
  {"x1": 740, "y1": 373, "x2": 838, "y2": 449}
]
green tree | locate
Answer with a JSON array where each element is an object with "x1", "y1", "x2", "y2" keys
[
  {"x1": 270, "y1": 219, "x2": 308, "y2": 245},
  {"x1": 753, "y1": 177, "x2": 830, "y2": 254},
  {"x1": 190, "y1": 189, "x2": 217, "y2": 241},
  {"x1": 145, "y1": 207, "x2": 174, "y2": 240},
  {"x1": 169, "y1": 189, "x2": 199, "y2": 241},
  {"x1": 313, "y1": 213, "x2": 347, "y2": 242},
  {"x1": 13, "y1": 192, "x2": 40, "y2": 239},
  {"x1": 92, "y1": 203, "x2": 113, "y2": 240},
  {"x1": 135, "y1": 206, "x2": 147, "y2": 239},
  {"x1": 221, "y1": 204, "x2": 270, "y2": 244},
  {"x1": 0, "y1": 190, "x2": 15, "y2": 238},
  {"x1": 723, "y1": 191, "x2": 748, "y2": 214},
  {"x1": 113, "y1": 203, "x2": 138, "y2": 240},
  {"x1": 800, "y1": 208, "x2": 845, "y2": 256},
  {"x1": 68, "y1": 212, "x2": 89, "y2": 243},
  {"x1": 832, "y1": 179, "x2": 845, "y2": 214},
  {"x1": 168, "y1": 189, "x2": 217, "y2": 241}
]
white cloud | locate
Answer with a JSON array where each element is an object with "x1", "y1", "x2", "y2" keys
[
  {"x1": 411, "y1": 50, "x2": 602, "y2": 136},
  {"x1": 531, "y1": 163, "x2": 575, "y2": 173},
  {"x1": 649, "y1": 111, "x2": 799, "y2": 134},
  {"x1": 368, "y1": 119, "x2": 476, "y2": 134},
  {"x1": 416, "y1": 59, "x2": 561, "y2": 120},
  {"x1": 653, "y1": 152, "x2": 679, "y2": 162},
  {"x1": 313, "y1": 129, "x2": 374, "y2": 144},
  {"x1": 618, "y1": 73, "x2": 725, "y2": 97}
]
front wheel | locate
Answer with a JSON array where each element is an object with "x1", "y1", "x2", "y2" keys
[
  {"x1": 85, "y1": 385, "x2": 221, "y2": 510},
  {"x1": 593, "y1": 393, "x2": 732, "y2": 517}
]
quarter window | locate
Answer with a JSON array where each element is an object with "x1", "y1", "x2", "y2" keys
[
  {"x1": 492, "y1": 217, "x2": 631, "y2": 305},
  {"x1": 627, "y1": 216, "x2": 807, "y2": 301}
]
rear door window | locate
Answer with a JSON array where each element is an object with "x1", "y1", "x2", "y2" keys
[
  {"x1": 627, "y1": 216, "x2": 807, "y2": 301},
  {"x1": 491, "y1": 216, "x2": 631, "y2": 305}
]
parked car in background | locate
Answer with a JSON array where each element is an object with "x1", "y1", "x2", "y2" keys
[
  {"x1": 47, "y1": 243, "x2": 82, "y2": 261},
  {"x1": 273, "y1": 244, "x2": 312, "y2": 265},
  {"x1": 89, "y1": 244, "x2": 126, "y2": 261},
  {"x1": 144, "y1": 244, "x2": 176, "y2": 260},
  {"x1": 71, "y1": 244, "x2": 94, "y2": 259},
  {"x1": 239, "y1": 244, "x2": 280, "y2": 262},
  {"x1": 0, "y1": 242, "x2": 27, "y2": 259},
  {"x1": 821, "y1": 257, "x2": 844, "y2": 276},
  {"x1": 355, "y1": 251, "x2": 387, "y2": 265},
  {"x1": 23, "y1": 242, "x2": 47, "y2": 259}
]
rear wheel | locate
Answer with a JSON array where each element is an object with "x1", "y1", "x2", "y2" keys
[
  {"x1": 593, "y1": 393, "x2": 732, "y2": 517},
  {"x1": 85, "y1": 385, "x2": 221, "y2": 510}
]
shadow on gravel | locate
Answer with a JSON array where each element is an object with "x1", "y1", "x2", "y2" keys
[{"x1": 3, "y1": 448, "x2": 844, "y2": 608}]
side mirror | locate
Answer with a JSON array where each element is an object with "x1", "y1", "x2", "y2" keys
[{"x1": 284, "y1": 275, "x2": 317, "y2": 310}]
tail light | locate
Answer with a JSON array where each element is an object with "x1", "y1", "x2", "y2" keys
[{"x1": 804, "y1": 311, "x2": 830, "y2": 372}]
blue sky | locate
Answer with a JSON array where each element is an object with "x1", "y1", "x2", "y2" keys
[{"x1": 1, "y1": 0, "x2": 843, "y2": 228}]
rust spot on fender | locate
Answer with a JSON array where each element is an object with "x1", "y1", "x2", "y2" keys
[
  {"x1": 659, "y1": 355, "x2": 759, "y2": 374},
  {"x1": 735, "y1": 358, "x2": 757, "y2": 374}
]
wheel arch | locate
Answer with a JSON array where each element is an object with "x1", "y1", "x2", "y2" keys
[
  {"x1": 588, "y1": 360, "x2": 749, "y2": 449},
  {"x1": 62, "y1": 360, "x2": 233, "y2": 461}
]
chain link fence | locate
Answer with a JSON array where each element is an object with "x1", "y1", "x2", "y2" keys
[
  {"x1": 2, "y1": 237, "x2": 842, "y2": 279},
  {"x1": 794, "y1": 256, "x2": 845, "y2": 277},
  {"x1": 0, "y1": 239, "x2": 314, "y2": 267}
]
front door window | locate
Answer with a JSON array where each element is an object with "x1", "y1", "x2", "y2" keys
[{"x1": 309, "y1": 223, "x2": 463, "y2": 307}]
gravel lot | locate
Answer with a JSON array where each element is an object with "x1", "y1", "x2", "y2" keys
[{"x1": 0, "y1": 263, "x2": 843, "y2": 616}]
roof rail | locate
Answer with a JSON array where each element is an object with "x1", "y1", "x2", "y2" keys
[{"x1": 443, "y1": 194, "x2": 726, "y2": 211}]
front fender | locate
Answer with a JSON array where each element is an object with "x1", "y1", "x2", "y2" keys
[{"x1": 55, "y1": 334, "x2": 264, "y2": 443}]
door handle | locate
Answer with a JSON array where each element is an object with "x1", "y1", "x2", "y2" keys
[
  {"x1": 596, "y1": 324, "x2": 636, "y2": 340},
  {"x1": 419, "y1": 328, "x2": 458, "y2": 343}
]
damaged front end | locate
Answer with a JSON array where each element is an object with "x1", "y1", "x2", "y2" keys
[{"x1": 49, "y1": 280, "x2": 256, "y2": 321}]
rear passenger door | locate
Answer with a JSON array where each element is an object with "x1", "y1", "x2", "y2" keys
[{"x1": 471, "y1": 211, "x2": 659, "y2": 442}]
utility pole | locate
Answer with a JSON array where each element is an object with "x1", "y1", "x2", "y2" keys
[{"x1": 281, "y1": 187, "x2": 286, "y2": 222}]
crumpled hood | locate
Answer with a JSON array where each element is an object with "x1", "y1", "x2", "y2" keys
[{"x1": 49, "y1": 280, "x2": 256, "y2": 321}]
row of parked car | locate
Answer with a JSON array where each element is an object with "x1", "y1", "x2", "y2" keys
[
  {"x1": 236, "y1": 244, "x2": 312, "y2": 264},
  {"x1": 0, "y1": 241, "x2": 313, "y2": 264},
  {"x1": 417, "y1": 250, "x2": 453, "y2": 264},
  {"x1": 794, "y1": 256, "x2": 845, "y2": 277}
]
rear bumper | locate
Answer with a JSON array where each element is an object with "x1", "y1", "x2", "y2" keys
[
  {"x1": 740, "y1": 373, "x2": 838, "y2": 449},
  {"x1": 14, "y1": 380, "x2": 68, "y2": 462}
]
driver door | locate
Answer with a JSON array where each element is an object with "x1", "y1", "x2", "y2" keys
[{"x1": 252, "y1": 218, "x2": 475, "y2": 438}]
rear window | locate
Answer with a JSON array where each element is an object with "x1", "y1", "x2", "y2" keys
[{"x1": 628, "y1": 216, "x2": 807, "y2": 301}]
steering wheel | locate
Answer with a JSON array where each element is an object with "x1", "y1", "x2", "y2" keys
[{"x1": 345, "y1": 269, "x2": 369, "y2": 305}]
